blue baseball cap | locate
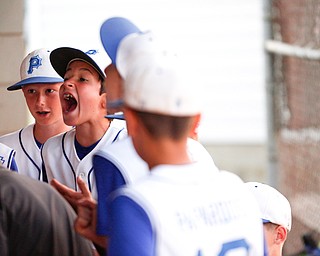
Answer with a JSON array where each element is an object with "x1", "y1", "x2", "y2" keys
[
  {"x1": 8, "y1": 48, "x2": 63, "y2": 91},
  {"x1": 105, "y1": 113, "x2": 125, "y2": 120},
  {"x1": 100, "y1": 17, "x2": 141, "y2": 65}
]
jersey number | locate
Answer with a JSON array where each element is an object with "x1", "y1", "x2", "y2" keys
[
  {"x1": 197, "y1": 239, "x2": 249, "y2": 256},
  {"x1": 218, "y1": 239, "x2": 249, "y2": 255}
]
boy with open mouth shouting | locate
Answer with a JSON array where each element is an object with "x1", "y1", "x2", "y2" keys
[{"x1": 41, "y1": 47, "x2": 127, "y2": 200}]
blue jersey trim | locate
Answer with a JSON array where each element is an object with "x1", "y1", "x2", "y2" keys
[
  {"x1": 62, "y1": 132, "x2": 77, "y2": 190},
  {"x1": 19, "y1": 129, "x2": 41, "y2": 180},
  {"x1": 112, "y1": 128, "x2": 125, "y2": 143}
]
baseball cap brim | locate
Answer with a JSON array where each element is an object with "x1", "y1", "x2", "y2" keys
[
  {"x1": 105, "y1": 113, "x2": 125, "y2": 120},
  {"x1": 50, "y1": 47, "x2": 105, "y2": 79},
  {"x1": 7, "y1": 76, "x2": 63, "y2": 91},
  {"x1": 100, "y1": 17, "x2": 141, "y2": 64}
]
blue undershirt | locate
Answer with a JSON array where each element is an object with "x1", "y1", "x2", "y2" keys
[
  {"x1": 108, "y1": 195, "x2": 155, "y2": 256},
  {"x1": 92, "y1": 153, "x2": 154, "y2": 255},
  {"x1": 93, "y1": 155, "x2": 125, "y2": 235},
  {"x1": 75, "y1": 139, "x2": 100, "y2": 160},
  {"x1": 34, "y1": 136, "x2": 42, "y2": 149}
]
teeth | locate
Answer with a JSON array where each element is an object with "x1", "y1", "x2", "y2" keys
[{"x1": 64, "y1": 94, "x2": 74, "y2": 100}]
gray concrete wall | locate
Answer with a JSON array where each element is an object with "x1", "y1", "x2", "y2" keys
[
  {"x1": 205, "y1": 143, "x2": 267, "y2": 183},
  {"x1": 0, "y1": 0, "x2": 28, "y2": 135}
]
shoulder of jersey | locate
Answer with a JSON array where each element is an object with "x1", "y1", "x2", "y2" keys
[
  {"x1": 219, "y1": 170, "x2": 245, "y2": 184},
  {"x1": 0, "y1": 129, "x2": 20, "y2": 143},
  {"x1": 42, "y1": 128, "x2": 74, "y2": 150}
]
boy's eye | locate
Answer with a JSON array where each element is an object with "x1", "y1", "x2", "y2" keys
[
  {"x1": 80, "y1": 77, "x2": 87, "y2": 82},
  {"x1": 46, "y1": 89, "x2": 55, "y2": 93},
  {"x1": 27, "y1": 89, "x2": 36, "y2": 94}
]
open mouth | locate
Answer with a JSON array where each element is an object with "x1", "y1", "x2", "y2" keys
[
  {"x1": 36, "y1": 111, "x2": 50, "y2": 116},
  {"x1": 63, "y1": 93, "x2": 78, "y2": 112}
]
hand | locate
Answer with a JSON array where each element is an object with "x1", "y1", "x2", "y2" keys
[
  {"x1": 75, "y1": 196, "x2": 108, "y2": 249},
  {"x1": 51, "y1": 177, "x2": 92, "y2": 211}
]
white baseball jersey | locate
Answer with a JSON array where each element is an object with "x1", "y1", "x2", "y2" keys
[
  {"x1": 186, "y1": 138, "x2": 218, "y2": 169},
  {"x1": 95, "y1": 136, "x2": 218, "y2": 184},
  {"x1": 94, "y1": 136, "x2": 219, "y2": 237},
  {"x1": 110, "y1": 167, "x2": 265, "y2": 255},
  {"x1": 0, "y1": 124, "x2": 43, "y2": 179},
  {"x1": 0, "y1": 142, "x2": 16, "y2": 169},
  {"x1": 42, "y1": 122, "x2": 127, "y2": 199},
  {"x1": 95, "y1": 136, "x2": 149, "y2": 184}
]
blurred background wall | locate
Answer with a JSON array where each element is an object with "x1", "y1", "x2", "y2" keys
[{"x1": 0, "y1": 0, "x2": 28, "y2": 134}]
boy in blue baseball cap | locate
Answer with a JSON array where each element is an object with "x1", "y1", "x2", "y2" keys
[{"x1": 0, "y1": 48, "x2": 70, "y2": 180}]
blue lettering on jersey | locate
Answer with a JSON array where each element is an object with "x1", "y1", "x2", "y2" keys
[
  {"x1": 176, "y1": 200, "x2": 245, "y2": 231},
  {"x1": 28, "y1": 55, "x2": 42, "y2": 74},
  {"x1": 218, "y1": 239, "x2": 250, "y2": 255},
  {"x1": 86, "y1": 49, "x2": 98, "y2": 55},
  {"x1": 0, "y1": 156, "x2": 5, "y2": 165},
  {"x1": 196, "y1": 239, "x2": 250, "y2": 256}
]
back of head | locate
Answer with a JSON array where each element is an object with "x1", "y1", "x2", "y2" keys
[
  {"x1": 100, "y1": 17, "x2": 202, "y2": 117},
  {"x1": 245, "y1": 182, "x2": 292, "y2": 231},
  {"x1": 123, "y1": 39, "x2": 200, "y2": 117},
  {"x1": 7, "y1": 48, "x2": 63, "y2": 91}
]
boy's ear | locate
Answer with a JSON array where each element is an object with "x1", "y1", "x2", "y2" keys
[
  {"x1": 190, "y1": 113, "x2": 201, "y2": 140},
  {"x1": 123, "y1": 107, "x2": 138, "y2": 137},
  {"x1": 100, "y1": 92, "x2": 107, "y2": 110},
  {"x1": 275, "y1": 225, "x2": 288, "y2": 244}
]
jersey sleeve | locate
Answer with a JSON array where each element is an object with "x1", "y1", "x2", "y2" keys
[
  {"x1": 9, "y1": 157, "x2": 18, "y2": 172},
  {"x1": 108, "y1": 195, "x2": 155, "y2": 256},
  {"x1": 93, "y1": 154, "x2": 126, "y2": 235}
]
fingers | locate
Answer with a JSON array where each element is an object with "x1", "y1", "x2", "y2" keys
[
  {"x1": 76, "y1": 203, "x2": 93, "y2": 227},
  {"x1": 51, "y1": 177, "x2": 94, "y2": 213},
  {"x1": 76, "y1": 198, "x2": 97, "y2": 229},
  {"x1": 78, "y1": 197, "x2": 97, "y2": 209},
  {"x1": 51, "y1": 178, "x2": 83, "y2": 209},
  {"x1": 51, "y1": 178, "x2": 91, "y2": 200},
  {"x1": 51, "y1": 178, "x2": 73, "y2": 196},
  {"x1": 50, "y1": 179, "x2": 77, "y2": 197},
  {"x1": 74, "y1": 198, "x2": 97, "y2": 240},
  {"x1": 77, "y1": 176, "x2": 92, "y2": 198}
]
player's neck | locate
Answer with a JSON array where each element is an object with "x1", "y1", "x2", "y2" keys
[
  {"x1": 146, "y1": 138, "x2": 191, "y2": 169},
  {"x1": 75, "y1": 119, "x2": 111, "y2": 147},
  {"x1": 33, "y1": 121, "x2": 71, "y2": 144}
]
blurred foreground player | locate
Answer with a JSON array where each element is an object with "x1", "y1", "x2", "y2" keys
[
  {"x1": 0, "y1": 166, "x2": 93, "y2": 256},
  {"x1": 77, "y1": 18, "x2": 266, "y2": 255}
]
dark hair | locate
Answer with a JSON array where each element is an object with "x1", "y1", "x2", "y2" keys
[
  {"x1": 133, "y1": 110, "x2": 194, "y2": 140},
  {"x1": 99, "y1": 77, "x2": 106, "y2": 95}
]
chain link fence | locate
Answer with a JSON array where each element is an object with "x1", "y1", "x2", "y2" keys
[{"x1": 267, "y1": 0, "x2": 320, "y2": 254}]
